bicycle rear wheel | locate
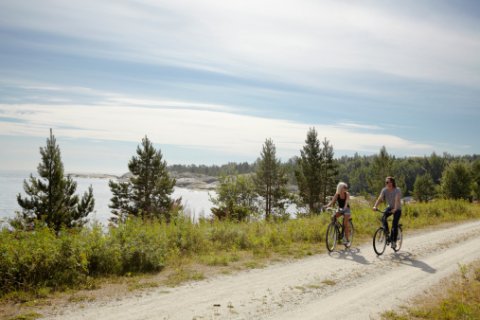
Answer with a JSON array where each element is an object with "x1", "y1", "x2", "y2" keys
[
  {"x1": 344, "y1": 219, "x2": 354, "y2": 248},
  {"x1": 393, "y1": 225, "x2": 403, "y2": 252},
  {"x1": 326, "y1": 223, "x2": 338, "y2": 252},
  {"x1": 373, "y1": 227, "x2": 387, "y2": 255}
]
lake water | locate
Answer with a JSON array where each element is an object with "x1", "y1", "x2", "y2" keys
[{"x1": 0, "y1": 170, "x2": 215, "y2": 225}]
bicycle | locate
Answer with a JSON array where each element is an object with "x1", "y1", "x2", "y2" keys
[
  {"x1": 372, "y1": 208, "x2": 403, "y2": 255},
  {"x1": 324, "y1": 207, "x2": 354, "y2": 252}
]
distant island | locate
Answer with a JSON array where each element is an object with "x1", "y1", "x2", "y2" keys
[{"x1": 68, "y1": 171, "x2": 219, "y2": 190}]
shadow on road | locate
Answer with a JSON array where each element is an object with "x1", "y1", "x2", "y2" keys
[
  {"x1": 329, "y1": 247, "x2": 371, "y2": 265},
  {"x1": 390, "y1": 251, "x2": 437, "y2": 274}
]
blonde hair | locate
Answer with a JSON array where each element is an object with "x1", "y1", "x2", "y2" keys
[{"x1": 336, "y1": 182, "x2": 348, "y2": 194}]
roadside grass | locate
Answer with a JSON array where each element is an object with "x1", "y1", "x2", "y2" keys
[
  {"x1": 381, "y1": 260, "x2": 480, "y2": 320},
  {"x1": 7, "y1": 312, "x2": 43, "y2": 320},
  {"x1": 0, "y1": 199, "x2": 479, "y2": 319}
]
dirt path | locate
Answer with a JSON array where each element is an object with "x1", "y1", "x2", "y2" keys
[{"x1": 47, "y1": 220, "x2": 480, "y2": 320}]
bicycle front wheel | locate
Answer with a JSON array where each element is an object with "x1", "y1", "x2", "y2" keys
[
  {"x1": 373, "y1": 227, "x2": 387, "y2": 255},
  {"x1": 326, "y1": 223, "x2": 338, "y2": 252},
  {"x1": 393, "y1": 225, "x2": 403, "y2": 252}
]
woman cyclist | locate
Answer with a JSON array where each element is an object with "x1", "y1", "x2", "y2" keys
[
  {"x1": 325, "y1": 182, "x2": 351, "y2": 245},
  {"x1": 373, "y1": 176, "x2": 402, "y2": 249}
]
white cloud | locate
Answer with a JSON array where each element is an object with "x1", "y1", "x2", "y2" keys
[
  {"x1": 2, "y1": 0, "x2": 479, "y2": 89},
  {"x1": 0, "y1": 96, "x2": 434, "y2": 160}
]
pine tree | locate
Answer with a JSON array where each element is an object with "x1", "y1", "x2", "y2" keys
[
  {"x1": 472, "y1": 159, "x2": 480, "y2": 200},
  {"x1": 254, "y1": 138, "x2": 288, "y2": 220},
  {"x1": 368, "y1": 146, "x2": 394, "y2": 193},
  {"x1": 109, "y1": 136, "x2": 177, "y2": 222},
  {"x1": 320, "y1": 138, "x2": 338, "y2": 203},
  {"x1": 295, "y1": 128, "x2": 323, "y2": 213},
  {"x1": 16, "y1": 129, "x2": 94, "y2": 231},
  {"x1": 424, "y1": 152, "x2": 446, "y2": 184}
]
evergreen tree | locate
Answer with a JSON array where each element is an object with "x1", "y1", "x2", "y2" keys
[
  {"x1": 424, "y1": 152, "x2": 446, "y2": 184},
  {"x1": 413, "y1": 173, "x2": 436, "y2": 202},
  {"x1": 440, "y1": 161, "x2": 472, "y2": 200},
  {"x1": 320, "y1": 138, "x2": 338, "y2": 203},
  {"x1": 16, "y1": 129, "x2": 94, "y2": 231},
  {"x1": 254, "y1": 138, "x2": 288, "y2": 220},
  {"x1": 109, "y1": 136, "x2": 177, "y2": 221},
  {"x1": 368, "y1": 146, "x2": 394, "y2": 194},
  {"x1": 338, "y1": 153, "x2": 369, "y2": 195},
  {"x1": 472, "y1": 159, "x2": 480, "y2": 200},
  {"x1": 393, "y1": 158, "x2": 424, "y2": 196},
  {"x1": 295, "y1": 128, "x2": 323, "y2": 213}
]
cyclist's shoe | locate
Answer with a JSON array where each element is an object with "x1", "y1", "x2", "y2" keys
[
  {"x1": 345, "y1": 241, "x2": 351, "y2": 247},
  {"x1": 341, "y1": 237, "x2": 347, "y2": 244},
  {"x1": 391, "y1": 242, "x2": 397, "y2": 250}
]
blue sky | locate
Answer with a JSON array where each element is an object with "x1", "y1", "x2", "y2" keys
[{"x1": 0, "y1": 0, "x2": 479, "y2": 174}]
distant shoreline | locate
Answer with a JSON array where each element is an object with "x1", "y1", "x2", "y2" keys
[
  {"x1": 68, "y1": 171, "x2": 219, "y2": 191},
  {"x1": 68, "y1": 173, "x2": 120, "y2": 179}
]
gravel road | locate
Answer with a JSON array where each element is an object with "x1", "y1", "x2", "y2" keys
[{"x1": 48, "y1": 220, "x2": 480, "y2": 320}]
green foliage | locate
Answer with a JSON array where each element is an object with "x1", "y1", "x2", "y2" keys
[
  {"x1": 109, "y1": 136, "x2": 177, "y2": 222},
  {"x1": 254, "y1": 138, "x2": 289, "y2": 220},
  {"x1": 424, "y1": 152, "x2": 447, "y2": 184},
  {"x1": 210, "y1": 173, "x2": 258, "y2": 221},
  {"x1": 109, "y1": 219, "x2": 167, "y2": 273},
  {"x1": 0, "y1": 226, "x2": 89, "y2": 295},
  {"x1": 441, "y1": 161, "x2": 473, "y2": 200},
  {"x1": 16, "y1": 129, "x2": 94, "y2": 232},
  {"x1": 8, "y1": 312, "x2": 43, "y2": 320},
  {"x1": 295, "y1": 128, "x2": 324, "y2": 213},
  {"x1": 402, "y1": 199, "x2": 477, "y2": 228},
  {"x1": 295, "y1": 133, "x2": 338, "y2": 212},
  {"x1": 471, "y1": 159, "x2": 480, "y2": 200},
  {"x1": 0, "y1": 218, "x2": 170, "y2": 296},
  {"x1": 1, "y1": 200, "x2": 480, "y2": 299},
  {"x1": 368, "y1": 146, "x2": 394, "y2": 193},
  {"x1": 169, "y1": 162, "x2": 255, "y2": 176},
  {"x1": 320, "y1": 138, "x2": 338, "y2": 203},
  {"x1": 413, "y1": 173, "x2": 436, "y2": 202},
  {"x1": 337, "y1": 153, "x2": 370, "y2": 195},
  {"x1": 336, "y1": 152, "x2": 468, "y2": 197}
]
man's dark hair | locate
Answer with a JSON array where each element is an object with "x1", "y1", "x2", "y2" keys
[{"x1": 386, "y1": 176, "x2": 396, "y2": 188}]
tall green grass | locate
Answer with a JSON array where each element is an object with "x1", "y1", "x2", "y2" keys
[{"x1": 1, "y1": 200, "x2": 479, "y2": 298}]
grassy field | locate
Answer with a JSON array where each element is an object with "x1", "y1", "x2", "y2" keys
[
  {"x1": 382, "y1": 260, "x2": 480, "y2": 320},
  {"x1": 1, "y1": 199, "x2": 479, "y2": 319}
]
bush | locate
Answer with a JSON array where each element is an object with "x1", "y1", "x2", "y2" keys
[{"x1": 110, "y1": 219, "x2": 167, "y2": 273}]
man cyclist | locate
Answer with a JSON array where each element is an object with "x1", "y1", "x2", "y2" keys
[
  {"x1": 373, "y1": 176, "x2": 402, "y2": 249},
  {"x1": 325, "y1": 182, "x2": 351, "y2": 246}
]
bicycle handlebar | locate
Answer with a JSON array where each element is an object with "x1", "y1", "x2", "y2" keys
[
  {"x1": 323, "y1": 206, "x2": 346, "y2": 214},
  {"x1": 373, "y1": 207, "x2": 390, "y2": 214}
]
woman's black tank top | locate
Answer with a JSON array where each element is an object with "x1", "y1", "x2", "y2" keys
[{"x1": 337, "y1": 194, "x2": 350, "y2": 208}]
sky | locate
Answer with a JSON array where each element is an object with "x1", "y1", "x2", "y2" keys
[{"x1": 0, "y1": 0, "x2": 479, "y2": 175}]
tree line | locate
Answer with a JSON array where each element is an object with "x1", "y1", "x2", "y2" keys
[{"x1": 13, "y1": 129, "x2": 480, "y2": 231}]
